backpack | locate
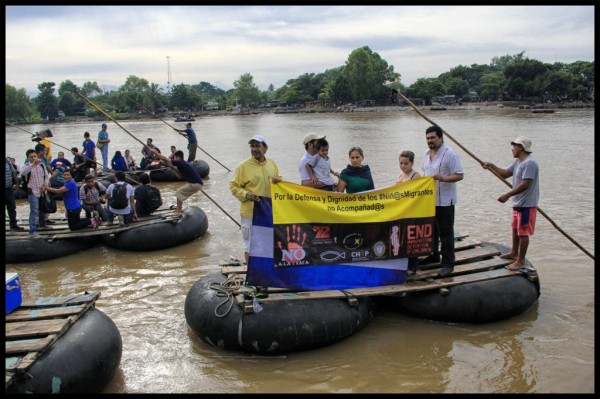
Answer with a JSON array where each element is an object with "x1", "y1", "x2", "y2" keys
[
  {"x1": 84, "y1": 182, "x2": 105, "y2": 196},
  {"x1": 109, "y1": 183, "x2": 129, "y2": 209},
  {"x1": 39, "y1": 191, "x2": 57, "y2": 214},
  {"x1": 145, "y1": 185, "x2": 163, "y2": 212}
]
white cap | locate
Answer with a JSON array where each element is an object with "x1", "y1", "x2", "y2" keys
[
  {"x1": 511, "y1": 136, "x2": 532, "y2": 153},
  {"x1": 303, "y1": 133, "x2": 326, "y2": 145},
  {"x1": 248, "y1": 135, "x2": 267, "y2": 145}
]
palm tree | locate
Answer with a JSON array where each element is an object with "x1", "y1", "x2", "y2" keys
[{"x1": 143, "y1": 83, "x2": 164, "y2": 114}]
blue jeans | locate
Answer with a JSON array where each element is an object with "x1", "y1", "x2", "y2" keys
[
  {"x1": 28, "y1": 193, "x2": 46, "y2": 233},
  {"x1": 101, "y1": 145, "x2": 109, "y2": 172}
]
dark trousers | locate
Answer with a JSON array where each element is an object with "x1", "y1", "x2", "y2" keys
[
  {"x1": 67, "y1": 207, "x2": 91, "y2": 231},
  {"x1": 187, "y1": 143, "x2": 197, "y2": 162},
  {"x1": 6, "y1": 187, "x2": 18, "y2": 227},
  {"x1": 432, "y1": 205, "x2": 455, "y2": 268}
]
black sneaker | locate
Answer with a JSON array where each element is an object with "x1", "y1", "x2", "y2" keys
[
  {"x1": 10, "y1": 225, "x2": 25, "y2": 230},
  {"x1": 46, "y1": 219, "x2": 56, "y2": 224},
  {"x1": 436, "y1": 266, "x2": 454, "y2": 278},
  {"x1": 419, "y1": 254, "x2": 441, "y2": 265}
]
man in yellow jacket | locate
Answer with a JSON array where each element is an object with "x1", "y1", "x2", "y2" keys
[{"x1": 230, "y1": 135, "x2": 281, "y2": 263}]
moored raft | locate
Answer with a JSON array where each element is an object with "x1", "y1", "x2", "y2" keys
[
  {"x1": 148, "y1": 159, "x2": 210, "y2": 182},
  {"x1": 100, "y1": 205, "x2": 208, "y2": 251},
  {"x1": 5, "y1": 291, "x2": 122, "y2": 393},
  {"x1": 184, "y1": 271, "x2": 375, "y2": 355}
]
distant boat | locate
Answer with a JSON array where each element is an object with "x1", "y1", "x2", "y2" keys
[
  {"x1": 430, "y1": 106, "x2": 447, "y2": 111},
  {"x1": 531, "y1": 109, "x2": 555, "y2": 114},
  {"x1": 174, "y1": 115, "x2": 195, "y2": 122}
]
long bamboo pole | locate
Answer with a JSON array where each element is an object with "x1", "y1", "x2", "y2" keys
[
  {"x1": 76, "y1": 92, "x2": 241, "y2": 228},
  {"x1": 124, "y1": 96, "x2": 231, "y2": 172},
  {"x1": 391, "y1": 89, "x2": 594, "y2": 261}
]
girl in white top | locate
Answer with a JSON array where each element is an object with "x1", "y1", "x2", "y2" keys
[{"x1": 395, "y1": 150, "x2": 421, "y2": 184}]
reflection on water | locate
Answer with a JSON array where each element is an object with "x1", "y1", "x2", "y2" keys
[{"x1": 5, "y1": 108, "x2": 594, "y2": 393}]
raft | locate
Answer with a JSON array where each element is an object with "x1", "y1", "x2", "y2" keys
[
  {"x1": 100, "y1": 205, "x2": 208, "y2": 251},
  {"x1": 148, "y1": 159, "x2": 210, "y2": 182},
  {"x1": 5, "y1": 231, "x2": 99, "y2": 264},
  {"x1": 374, "y1": 241, "x2": 541, "y2": 324},
  {"x1": 184, "y1": 271, "x2": 375, "y2": 355},
  {"x1": 5, "y1": 292, "x2": 122, "y2": 393}
]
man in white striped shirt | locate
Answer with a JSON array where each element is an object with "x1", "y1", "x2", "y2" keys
[{"x1": 21, "y1": 149, "x2": 50, "y2": 239}]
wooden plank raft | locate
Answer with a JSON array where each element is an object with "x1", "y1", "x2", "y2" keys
[
  {"x1": 212, "y1": 236, "x2": 538, "y2": 312},
  {"x1": 5, "y1": 291, "x2": 100, "y2": 389},
  {"x1": 5, "y1": 210, "x2": 181, "y2": 240}
]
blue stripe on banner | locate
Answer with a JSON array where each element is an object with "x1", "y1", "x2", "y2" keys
[{"x1": 246, "y1": 197, "x2": 408, "y2": 290}]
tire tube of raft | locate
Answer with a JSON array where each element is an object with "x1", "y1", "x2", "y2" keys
[
  {"x1": 149, "y1": 160, "x2": 210, "y2": 182},
  {"x1": 6, "y1": 236, "x2": 99, "y2": 264},
  {"x1": 380, "y1": 273, "x2": 540, "y2": 324},
  {"x1": 101, "y1": 205, "x2": 208, "y2": 251},
  {"x1": 7, "y1": 308, "x2": 122, "y2": 394},
  {"x1": 184, "y1": 272, "x2": 375, "y2": 355}
]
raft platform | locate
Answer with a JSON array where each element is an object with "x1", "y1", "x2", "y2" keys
[
  {"x1": 5, "y1": 208, "x2": 182, "y2": 241},
  {"x1": 218, "y1": 235, "x2": 539, "y2": 313},
  {"x1": 5, "y1": 291, "x2": 100, "y2": 389}
]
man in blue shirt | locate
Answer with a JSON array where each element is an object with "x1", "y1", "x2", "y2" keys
[
  {"x1": 97, "y1": 123, "x2": 111, "y2": 172},
  {"x1": 176, "y1": 122, "x2": 198, "y2": 162}
]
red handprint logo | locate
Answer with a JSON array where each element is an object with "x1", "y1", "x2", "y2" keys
[{"x1": 277, "y1": 224, "x2": 308, "y2": 263}]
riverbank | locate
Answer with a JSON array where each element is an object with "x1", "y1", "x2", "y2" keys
[{"x1": 8, "y1": 100, "x2": 593, "y2": 126}]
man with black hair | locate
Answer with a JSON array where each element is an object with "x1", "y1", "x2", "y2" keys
[
  {"x1": 420, "y1": 125, "x2": 464, "y2": 278},
  {"x1": 134, "y1": 172, "x2": 163, "y2": 217},
  {"x1": 151, "y1": 149, "x2": 202, "y2": 216}
]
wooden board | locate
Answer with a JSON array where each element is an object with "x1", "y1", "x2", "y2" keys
[
  {"x1": 5, "y1": 208, "x2": 178, "y2": 240},
  {"x1": 5, "y1": 291, "x2": 100, "y2": 388},
  {"x1": 243, "y1": 267, "x2": 520, "y2": 305}
]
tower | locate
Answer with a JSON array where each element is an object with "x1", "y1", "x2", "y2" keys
[{"x1": 166, "y1": 56, "x2": 172, "y2": 93}]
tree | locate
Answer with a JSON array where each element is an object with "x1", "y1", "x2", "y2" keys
[
  {"x1": 233, "y1": 73, "x2": 261, "y2": 107},
  {"x1": 5, "y1": 84, "x2": 33, "y2": 122},
  {"x1": 118, "y1": 75, "x2": 150, "y2": 112},
  {"x1": 342, "y1": 46, "x2": 400, "y2": 102},
  {"x1": 35, "y1": 82, "x2": 59, "y2": 119},
  {"x1": 193, "y1": 81, "x2": 225, "y2": 100},
  {"x1": 504, "y1": 58, "x2": 548, "y2": 99},
  {"x1": 143, "y1": 83, "x2": 165, "y2": 113},
  {"x1": 169, "y1": 83, "x2": 202, "y2": 112},
  {"x1": 57, "y1": 80, "x2": 84, "y2": 115},
  {"x1": 406, "y1": 78, "x2": 446, "y2": 104},
  {"x1": 479, "y1": 72, "x2": 506, "y2": 101},
  {"x1": 80, "y1": 81, "x2": 103, "y2": 97}
]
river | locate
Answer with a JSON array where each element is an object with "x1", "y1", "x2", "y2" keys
[{"x1": 5, "y1": 106, "x2": 595, "y2": 393}]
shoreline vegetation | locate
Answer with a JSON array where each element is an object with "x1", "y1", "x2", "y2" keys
[{"x1": 8, "y1": 100, "x2": 593, "y2": 126}]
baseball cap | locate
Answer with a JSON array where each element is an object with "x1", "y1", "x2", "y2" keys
[
  {"x1": 248, "y1": 135, "x2": 267, "y2": 145},
  {"x1": 511, "y1": 136, "x2": 533, "y2": 153},
  {"x1": 303, "y1": 133, "x2": 326, "y2": 145},
  {"x1": 101, "y1": 123, "x2": 107, "y2": 128}
]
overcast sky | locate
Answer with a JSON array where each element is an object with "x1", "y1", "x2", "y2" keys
[{"x1": 5, "y1": 5, "x2": 595, "y2": 96}]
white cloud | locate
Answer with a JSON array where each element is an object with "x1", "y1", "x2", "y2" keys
[{"x1": 6, "y1": 5, "x2": 595, "y2": 95}]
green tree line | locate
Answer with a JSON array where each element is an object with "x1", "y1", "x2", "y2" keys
[{"x1": 6, "y1": 47, "x2": 594, "y2": 122}]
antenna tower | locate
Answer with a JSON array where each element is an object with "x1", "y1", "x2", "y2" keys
[{"x1": 166, "y1": 56, "x2": 172, "y2": 93}]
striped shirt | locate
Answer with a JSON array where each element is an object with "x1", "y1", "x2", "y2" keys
[{"x1": 21, "y1": 162, "x2": 49, "y2": 197}]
